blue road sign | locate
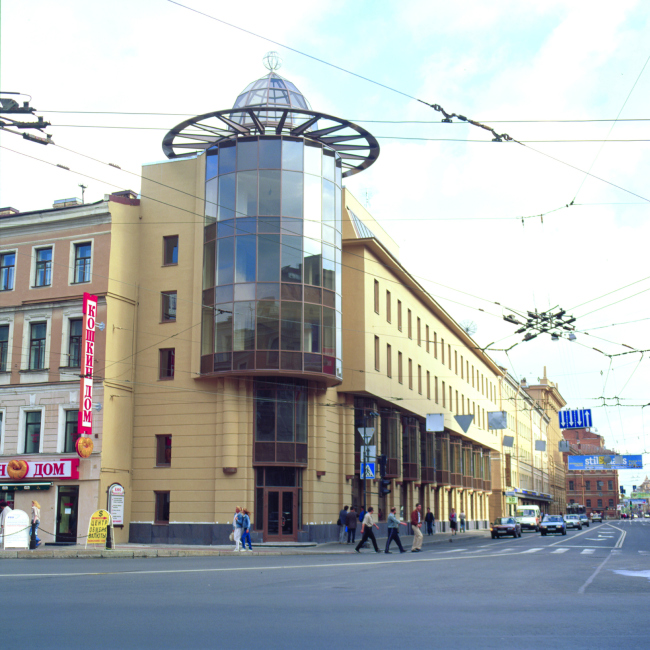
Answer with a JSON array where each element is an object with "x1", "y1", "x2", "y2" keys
[
  {"x1": 559, "y1": 408, "x2": 593, "y2": 429},
  {"x1": 360, "y1": 463, "x2": 376, "y2": 479}
]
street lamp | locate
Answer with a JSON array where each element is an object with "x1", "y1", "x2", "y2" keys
[{"x1": 362, "y1": 411, "x2": 379, "y2": 512}]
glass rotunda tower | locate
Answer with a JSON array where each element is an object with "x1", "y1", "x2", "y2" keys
[{"x1": 163, "y1": 55, "x2": 379, "y2": 388}]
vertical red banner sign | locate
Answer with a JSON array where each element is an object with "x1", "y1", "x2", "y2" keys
[{"x1": 78, "y1": 293, "x2": 98, "y2": 441}]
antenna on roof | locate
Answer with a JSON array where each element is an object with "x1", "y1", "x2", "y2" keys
[{"x1": 79, "y1": 184, "x2": 87, "y2": 204}]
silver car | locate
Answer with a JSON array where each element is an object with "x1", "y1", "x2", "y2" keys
[
  {"x1": 579, "y1": 514, "x2": 590, "y2": 528},
  {"x1": 564, "y1": 514, "x2": 582, "y2": 530}
]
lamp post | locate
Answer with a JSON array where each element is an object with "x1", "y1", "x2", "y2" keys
[{"x1": 362, "y1": 411, "x2": 379, "y2": 512}]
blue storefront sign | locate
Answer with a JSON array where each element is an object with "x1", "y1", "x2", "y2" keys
[{"x1": 567, "y1": 455, "x2": 643, "y2": 471}]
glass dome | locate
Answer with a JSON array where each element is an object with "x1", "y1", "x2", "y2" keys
[{"x1": 232, "y1": 72, "x2": 311, "y2": 111}]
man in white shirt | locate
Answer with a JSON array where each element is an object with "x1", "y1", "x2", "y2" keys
[{"x1": 354, "y1": 506, "x2": 380, "y2": 553}]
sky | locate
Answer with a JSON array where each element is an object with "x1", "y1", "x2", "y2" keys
[{"x1": 2, "y1": 0, "x2": 650, "y2": 492}]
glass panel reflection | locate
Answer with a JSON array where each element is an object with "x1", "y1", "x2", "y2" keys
[
  {"x1": 216, "y1": 238, "x2": 234, "y2": 285},
  {"x1": 236, "y1": 171, "x2": 257, "y2": 216},
  {"x1": 282, "y1": 140, "x2": 303, "y2": 171},
  {"x1": 233, "y1": 301, "x2": 255, "y2": 350},
  {"x1": 282, "y1": 491, "x2": 293, "y2": 535},
  {"x1": 219, "y1": 143, "x2": 236, "y2": 175},
  {"x1": 267, "y1": 491, "x2": 279, "y2": 535},
  {"x1": 281, "y1": 302, "x2": 302, "y2": 351},
  {"x1": 259, "y1": 170, "x2": 281, "y2": 215},
  {"x1": 303, "y1": 238, "x2": 321, "y2": 287},
  {"x1": 258, "y1": 234, "x2": 280, "y2": 282},
  {"x1": 281, "y1": 235, "x2": 302, "y2": 283},
  {"x1": 259, "y1": 137, "x2": 282, "y2": 169},
  {"x1": 257, "y1": 300, "x2": 279, "y2": 350},
  {"x1": 205, "y1": 177, "x2": 218, "y2": 221},
  {"x1": 322, "y1": 151, "x2": 335, "y2": 182},
  {"x1": 304, "y1": 303, "x2": 321, "y2": 353},
  {"x1": 218, "y1": 174, "x2": 236, "y2": 220},
  {"x1": 304, "y1": 142, "x2": 322, "y2": 176},
  {"x1": 215, "y1": 304, "x2": 233, "y2": 353},
  {"x1": 282, "y1": 171, "x2": 303, "y2": 218},
  {"x1": 206, "y1": 151, "x2": 218, "y2": 180},
  {"x1": 237, "y1": 139, "x2": 258, "y2": 170},
  {"x1": 304, "y1": 174, "x2": 321, "y2": 222}
]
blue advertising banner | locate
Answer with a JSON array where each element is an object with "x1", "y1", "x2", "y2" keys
[{"x1": 567, "y1": 455, "x2": 643, "y2": 470}]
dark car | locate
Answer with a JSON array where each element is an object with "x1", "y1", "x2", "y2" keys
[
  {"x1": 491, "y1": 517, "x2": 522, "y2": 539},
  {"x1": 540, "y1": 514, "x2": 566, "y2": 536}
]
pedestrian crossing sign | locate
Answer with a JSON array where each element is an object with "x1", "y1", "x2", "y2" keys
[{"x1": 360, "y1": 462, "x2": 375, "y2": 478}]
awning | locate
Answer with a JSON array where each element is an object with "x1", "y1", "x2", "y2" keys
[
  {"x1": 0, "y1": 482, "x2": 53, "y2": 492},
  {"x1": 505, "y1": 488, "x2": 553, "y2": 502}
]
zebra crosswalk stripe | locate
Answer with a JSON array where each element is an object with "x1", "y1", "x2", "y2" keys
[{"x1": 551, "y1": 548, "x2": 570, "y2": 554}]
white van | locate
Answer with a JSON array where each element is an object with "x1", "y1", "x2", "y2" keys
[{"x1": 516, "y1": 506, "x2": 541, "y2": 532}]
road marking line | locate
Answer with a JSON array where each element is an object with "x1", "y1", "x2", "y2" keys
[
  {"x1": 578, "y1": 553, "x2": 612, "y2": 594},
  {"x1": 611, "y1": 550, "x2": 622, "y2": 555},
  {"x1": 551, "y1": 548, "x2": 570, "y2": 554},
  {"x1": 581, "y1": 549, "x2": 595, "y2": 555},
  {"x1": 0, "y1": 548, "x2": 573, "y2": 580},
  {"x1": 522, "y1": 548, "x2": 542, "y2": 553}
]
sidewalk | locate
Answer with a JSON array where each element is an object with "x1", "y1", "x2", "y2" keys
[{"x1": 0, "y1": 529, "x2": 489, "y2": 559}]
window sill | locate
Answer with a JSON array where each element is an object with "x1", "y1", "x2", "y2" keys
[
  {"x1": 20, "y1": 368, "x2": 49, "y2": 373},
  {"x1": 155, "y1": 464, "x2": 171, "y2": 468},
  {"x1": 160, "y1": 320, "x2": 176, "y2": 324},
  {"x1": 30, "y1": 285, "x2": 52, "y2": 289},
  {"x1": 0, "y1": 287, "x2": 14, "y2": 292},
  {"x1": 153, "y1": 521, "x2": 170, "y2": 526},
  {"x1": 162, "y1": 263, "x2": 178, "y2": 268},
  {"x1": 158, "y1": 376, "x2": 175, "y2": 381},
  {"x1": 59, "y1": 365, "x2": 81, "y2": 370},
  {"x1": 71, "y1": 281, "x2": 91, "y2": 285}
]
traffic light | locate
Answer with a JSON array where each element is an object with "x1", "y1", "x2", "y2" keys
[
  {"x1": 633, "y1": 485, "x2": 637, "y2": 492},
  {"x1": 620, "y1": 486, "x2": 626, "y2": 494},
  {"x1": 378, "y1": 454, "x2": 388, "y2": 477},
  {"x1": 380, "y1": 478, "x2": 391, "y2": 496}
]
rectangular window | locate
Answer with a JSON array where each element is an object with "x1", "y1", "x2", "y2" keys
[
  {"x1": 454, "y1": 389, "x2": 458, "y2": 414},
  {"x1": 68, "y1": 319, "x2": 83, "y2": 367},
  {"x1": 73, "y1": 243, "x2": 92, "y2": 283},
  {"x1": 597, "y1": 480, "x2": 604, "y2": 490},
  {"x1": 435, "y1": 376, "x2": 439, "y2": 404},
  {"x1": 608, "y1": 499, "x2": 614, "y2": 507},
  {"x1": 441, "y1": 338, "x2": 444, "y2": 363},
  {"x1": 386, "y1": 291, "x2": 391, "y2": 322},
  {"x1": 442, "y1": 381, "x2": 446, "y2": 407},
  {"x1": 426, "y1": 325, "x2": 429, "y2": 352},
  {"x1": 408, "y1": 309, "x2": 412, "y2": 339},
  {"x1": 64, "y1": 410, "x2": 79, "y2": 453},
  {"x1": 155, "y1": 491, "x2": 171, "y2": 524},
  {"x1": 586, "y1": 480, "x2": 591, "y2": 491},
  {"x1": 460, "y1": 355, "x2": 464, "y2": 379},
  {"x1": 29, "y1": 322, "x2": 47, "y2": 370},
  {"x1": 35, "y1": 248, "x2": 52, "y2": 287},
  {"x1": 163, "y1": 235, "x2": 179, "y2": 265},
  {"x1": 418, "y1": 365, "x2": 422, "y2": 394},
  {"x1": 597, "y1": 499, "x2": 603, "y2": 508},
  {"x1": 156, "y1": 434, "x2": 172, "y2": 466},
  {"x1": 397, "y1": 300, "x2": 402, "y2": 331},
  {"x1": 448, "y1": 345, "x2": 451, "y2": 369},
  {"x1": 608, "y1": 480, "x2": 613, "y2": 490},
  {"x1": 408, "y1": 358, "x2": 413, "y2": 390},
  {"x1": 455, "y1": 351, "x2": 458, "y2": 375},
  {"x1": 25, "y1": 411, "x2": 42, "y2": 453},
  {"x1": 569, "y1": 480, "x2": 575, "y2": 491},
  {"x1": 466, "y1": 361, "x2": 469, "y2": 382},
  {"x1": 161, "y1": 291, "x2": 177, "y2": 322},
  {"x1": 472, "y1": 365, "x2": 475, "y2": 388},
  {"x1": 417, "y1": 317, "x2": 421, "y2": 346},
  {"x1": 0, "y1": 252, "x2": 15, "y2": 291},
  {"x1": 426, "y1": 371, "x2": 430, "y2": 399},
  {"x1": 433, "y1": 332, "x2": 438, "y2": 358},
  {"x1": 0, "y1": 324, "x2": 8, "y2": 372},
  {"x1": 386, "y1": 344, "x2": 392, "y2": 378},
  {"x1": 374, "y1": 280, "x2": 379, "y2": 314},
  {"x1": 159, "y1": 348, "x2": 175, "y2": 379},
  {"x1": 461, "y1": 393, "x2": 465, "y2": 414},
  {"x1": 398, "y1": 352, "x2": 403, "y2": 384},
  {"x1": 374, "y1": 336, "x2": 380, "y2": 371},
  {"x1": 586, "y1": 499, "x2": 591, "y2": 507}
]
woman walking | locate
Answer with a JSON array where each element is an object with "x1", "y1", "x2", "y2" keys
[
  {"x1": 449, "y1": 508, "x2": 457, "y2": 535},
  {"x1": 233, "y1": 506, "x2": 244, "y2": 551},
  {"x1": 241, "y1": 508, "x2": 253, "y2": 551},
  {"x1": 31, "y1": 500, "x2": 41, "y2": 547}
]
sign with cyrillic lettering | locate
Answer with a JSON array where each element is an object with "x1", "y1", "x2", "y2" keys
[
  {"x1": 78, "y1": 292, "x2": 98, "y2": 447},
  {"x1": 0, "y1": 458, "x2": 80, "y2": 480}
]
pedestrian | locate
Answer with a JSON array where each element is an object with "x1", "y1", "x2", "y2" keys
[
  {"x1": 0, "y1": 500, "x2": 12, "y2": 541},
  {"x1": 31, "y1": 500, "x2": 41, "y2": 547},
  {"x1": 355, "y1": 506, "x2": 380, "y2": 553},
  {"x1": 425, "y1": 507, "x2": 435, "y2": 535},
  {"x1": 411, "y1": 503, "x2": 423, "y2": 552},
  {"x1": 460, "y1": 510, "x2": 466, "y2": 533},
  {"x1": 385, "y1": 507, "x2": 408, "y2": 553},
  {"x1": 449, "y1": 508, "x2": 457, "y2": 535},
  {"x1": 338, "y1": 505, "x2": 349, "y2": 543},
  {"x1": 232, "y1": 506, "x2": 244, "y2": 551},
  {"x1": 241, "y1": 508, "x2": 253, "y2": 551},
  {"x1": 346, "y1": 506, "x2": 358, "y2": 544}
]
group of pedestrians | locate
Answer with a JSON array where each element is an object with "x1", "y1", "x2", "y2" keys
[
  {"x1": 351, "y1": 503, "x2": 429, "y2": 554},
  {"x1": 232, "y1": 506, "x2": 253, "y2": 551},
  {"x1": 338, "y1": 505, "x2": 360, "y2": 544}
]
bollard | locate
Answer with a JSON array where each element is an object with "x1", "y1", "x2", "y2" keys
[{"x1": 29, "y1": 523, "x2": 37, "y2": 550}]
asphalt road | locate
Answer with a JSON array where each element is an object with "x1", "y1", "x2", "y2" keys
[{"x1": 3, "y1": 519, "x2": 649, "y2": 649}]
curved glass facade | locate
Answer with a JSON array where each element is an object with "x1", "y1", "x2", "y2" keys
[{"x1": 201, "y1": 135, "x2": 343, "y2": 383}]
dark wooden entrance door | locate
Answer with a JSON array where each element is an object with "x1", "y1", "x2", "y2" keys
[
  {"x1": 264, "y1": 488, "x2": 297, "y2": 542},
  {"x1": 55, "y1": 486, "x2": 79, "y2": 543}
]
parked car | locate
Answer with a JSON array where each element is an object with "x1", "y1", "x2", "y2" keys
[
  {"x1": 644, "y1": 513, "x2": 650, "y2": 519},
  {"x1": 579, "y1": 514, "x2": 590, "y2": 528},
  {"x1": 564, "y1": 514, "x2": 582, "y2": 530},
  {"x1": 591, "y1": 512, "x2": 603, "y2": 523},
  {"x1": 491, "y1": 517, "x2": 522, "y2": 539},
  {"x1": 540, "y1": 514, "x2": 566, "y2": 536}
]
